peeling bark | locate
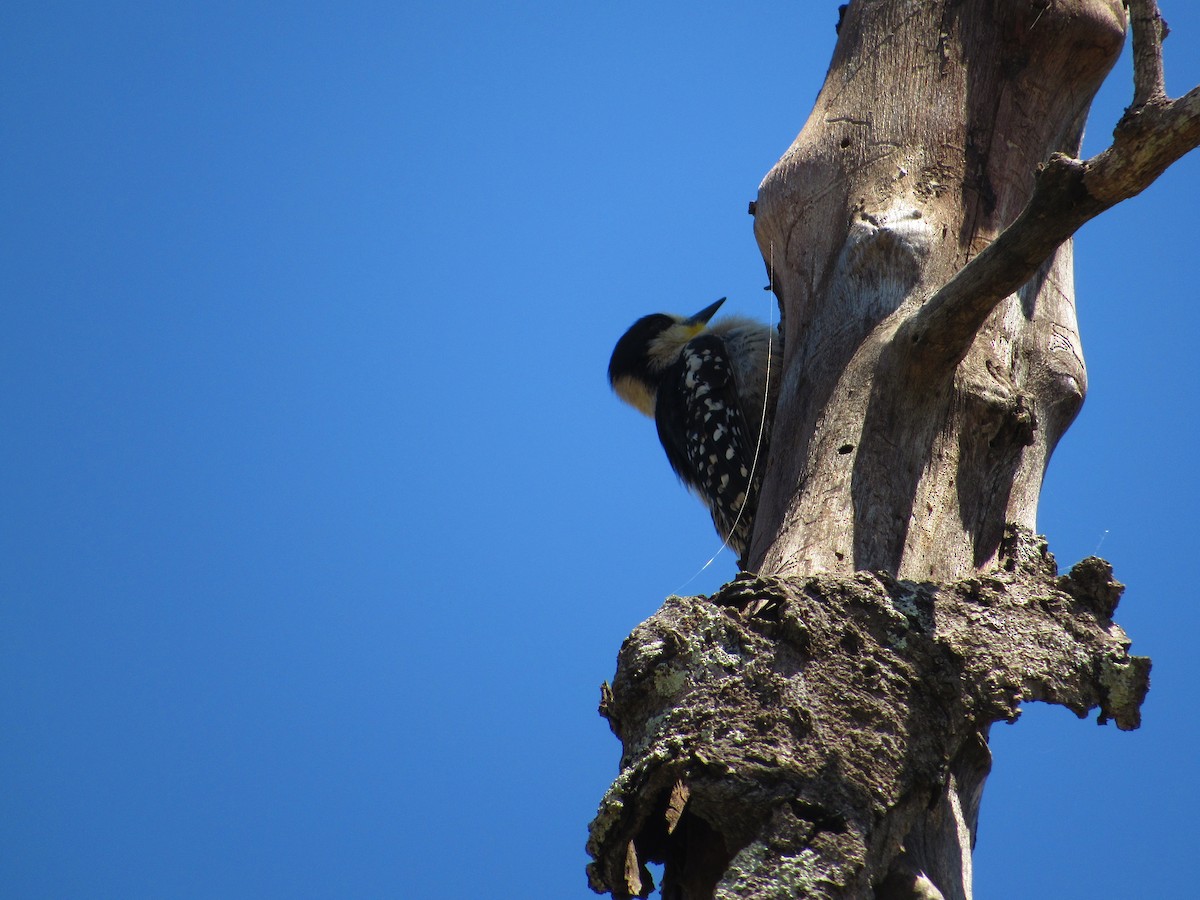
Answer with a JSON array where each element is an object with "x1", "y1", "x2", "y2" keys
[
  {"x1": 588, "y1": 534, "x2": 1148, "y2": 899},
  {"x1": 590, "y1": 0, "x2": 1192, "y2": 896}
]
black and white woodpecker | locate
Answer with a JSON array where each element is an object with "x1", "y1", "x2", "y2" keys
[{"x1": 608, "y1": 297, "x2": 780, "y2": 566}]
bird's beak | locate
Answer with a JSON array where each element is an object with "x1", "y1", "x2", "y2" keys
[{"x1": 687, "y1": 297, "x2": 726, "y2": 326}]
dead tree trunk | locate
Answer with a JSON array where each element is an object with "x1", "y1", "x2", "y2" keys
[{"x1": 589, "y1": 2, "x2": 1197, "y2": 898}]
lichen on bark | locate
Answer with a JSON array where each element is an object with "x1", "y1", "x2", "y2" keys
[{"x1": 587, "y1": 531, "x2": 1148, "y2": 899}]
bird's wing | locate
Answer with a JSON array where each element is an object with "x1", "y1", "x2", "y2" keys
[{"x1": 655, "y1": 333, "x2": 755, "y2": 556}]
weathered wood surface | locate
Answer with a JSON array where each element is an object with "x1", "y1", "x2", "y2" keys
[
  {"x1": 751, "y1": 0, "x2": 1127, "y2": 581},
  {"x1": 587, "y1": 534, "x2": 1148, "y2": 899}
]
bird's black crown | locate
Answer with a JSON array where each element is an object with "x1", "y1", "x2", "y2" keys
[{"x1": 607, "y1": 313, "x2": 676, "y2": 388}]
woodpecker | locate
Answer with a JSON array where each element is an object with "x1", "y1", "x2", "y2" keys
[{"x1": 608, "y1": 297, "x2": 780, "y2": 565}]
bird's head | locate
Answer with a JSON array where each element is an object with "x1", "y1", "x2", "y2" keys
[{"x1": 608, "y1": 297, "x2": 726, "y2": 417}]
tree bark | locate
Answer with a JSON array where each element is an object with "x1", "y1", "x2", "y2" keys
[
  {"x1": 589, "y1": 1, "x2": 1196, "y2": 896},
  {"x1": 588, "y1": 537, "x2": 1146, "y2": 899},
  {"x1": 750, "y1": 0, "x2": 1127, "y2": 580}
]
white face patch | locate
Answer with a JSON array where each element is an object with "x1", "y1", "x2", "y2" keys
[
  {"x1": 648, "y1": 322, "x2": 704, "y2": 371},
  {"x1": 612, "y1": 375, "x2": 656, "y2": 418}
]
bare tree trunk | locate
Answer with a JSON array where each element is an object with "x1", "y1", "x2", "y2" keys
[{"x1": 589, "y1": 2, "x2": 1197, "y2": 897}]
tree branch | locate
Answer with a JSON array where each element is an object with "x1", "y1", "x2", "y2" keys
[
  {"x1": 1084, "y1": 85, "x2": 1200, "y2": 202},
  {"x1": 900, "y1": 0, "x2": 1199, "y2": 374},
  {"x1": 1130, "y1": 0, "x2": 1167, "y2": 107}
]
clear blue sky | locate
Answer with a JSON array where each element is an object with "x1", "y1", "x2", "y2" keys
[{"x1": 3, "y1": 3, "x2": 1197, "y2": 897}]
